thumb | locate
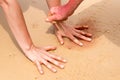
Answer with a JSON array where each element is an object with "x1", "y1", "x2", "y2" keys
[{"x1": 46, "y1": 15, "x2": 57, "y2": 22}]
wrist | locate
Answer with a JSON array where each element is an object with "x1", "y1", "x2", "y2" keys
[
  {"x1": 20, "y1": 41, "x2": 34, "y2": 53},
  {"x1": 22, "y1": 43, "x2": 35, "y2": 57}
]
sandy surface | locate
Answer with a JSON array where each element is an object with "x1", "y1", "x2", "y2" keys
[{"x1": 0, "y1": 0, "x2": 120, "y2": 80}]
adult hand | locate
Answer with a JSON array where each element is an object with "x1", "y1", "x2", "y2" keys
[
  {"x1": 53, "y1": 22, "x2": 92, "y2": 46},
  {"x1": 24, "y1": 45, "x2": 66, "y2": 74}
]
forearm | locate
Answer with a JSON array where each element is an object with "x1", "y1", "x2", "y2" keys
[
  {"x1": 46, "y1": 0, "x2": 84, "y2": 22},
  {"x1": 1, "y1": 0, "x2": 33, "y2": 52}
]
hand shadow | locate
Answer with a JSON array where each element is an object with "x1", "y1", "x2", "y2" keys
[{"x1": 47, "y1": 0, "x2": 120, "y2": 47}]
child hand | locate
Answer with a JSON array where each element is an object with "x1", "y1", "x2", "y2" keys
[{"x1": 24, "y1": 45, "x2": 66, "y2": 74}]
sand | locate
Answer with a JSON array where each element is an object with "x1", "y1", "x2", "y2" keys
[{"x1": 0, "y1": 0, "x2": 120, "y2": 80}]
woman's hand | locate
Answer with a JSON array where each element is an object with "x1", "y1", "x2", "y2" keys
[
  {"x1": 53, "y1": 22, "x2": 92, "y2": 46},
  {"x1": 24, "y1": 45, "x2": 66, "y2": 74}
]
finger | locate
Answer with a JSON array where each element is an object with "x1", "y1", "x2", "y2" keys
[
  {"x1": 48, "y1": 12, "x2": 55, "y2": 16},
  {"x1": 43, "y1": 46, "x2": 57, "y2": 51},
  {"x1": 56, "y1": 32, "x2": 64, "y2": 44},
  {"x1": 42, "y1": 51, "x2": 65, "y2": 68},
  {"x1": 69, "y1": 35, "x2": 83, "y2": 46},
  {"x1": 46, "y1": 56, "x2": 65, "y2": 69},
  {"x1": 46, "y1": 15, "x2": 57, "y2": 22},
  {"x1": 82, "y1": 25, "x2": 89, "y2": 29},
  {"x1": 74, "y1": 32, "x2": 92, "y2": 42},
  {"x1": 74, "y1": 25, "x2": 89, "y2": 30},
  {"x1": 73, "y1": 39, "x2": 83, "y2": 46},
  {"x1": 35, "y1": 61, "x2": 44, "y2": 74},
  {"x1": 42, "y1": 60, "x2": 57, "y2": 73},
  {"x1": 75, "y1": 29, "x2": 92, "y2": 37},
  {"x1": 50, "y1": 54, "x2": 67, "y2": 63},
  {"x1": 85, "y1": 33, "x2": 92, "y2": 37},
  {"x1": 43, "y1": 51, "x2": 67, "y2": 63}
]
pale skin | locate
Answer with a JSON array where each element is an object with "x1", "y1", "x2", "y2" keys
[
  {"x1": 46, "y1": 0, "x2": 92, "y2": 46},
  {"x1": 0, "y1": 0, "x2": 92, "y2": 75},
  {"x1": 0, "y1": 0, "x2": 66, "y2": 74}
]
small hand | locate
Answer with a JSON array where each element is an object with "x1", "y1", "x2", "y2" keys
[
  {"x1": 24, "y1": 45, "x2": 66, "y2": 74},
  {"x1": 53, "y1": 22, "x2": 92, "y2": 46},
  {"x1": 46, "y1": 5, "x2": 73, "y2": 22}
]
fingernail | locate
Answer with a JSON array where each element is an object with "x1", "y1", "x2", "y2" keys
[
  {"x1": 60, "y1": 65, "x2": 64, "y2": 69},
  {"x1": 61, "y1": 42, "x2": 64, "y2": 44},
  {"x1": 88, "y1": 38, "x2": 92, "y2": 41},
  {"x1": 63, "y1": 59, "x2": 67, "y2": 62},
  {"x1": 40, "y1": 71, "x2": 44, "y2": 74},
  {"x1": 79, "y1": 43, "x2": 83, "y2": 46},
  {"x1": 74, "y1": 39, "x2": 83, "y2": 46},
  {"x1": 53, "y1": 69, "x2": 57, "y2": 73}
]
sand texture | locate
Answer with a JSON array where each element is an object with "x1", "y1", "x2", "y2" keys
[{"x1": 0, "y1": 0, "x2": 120, "y2": 80}]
